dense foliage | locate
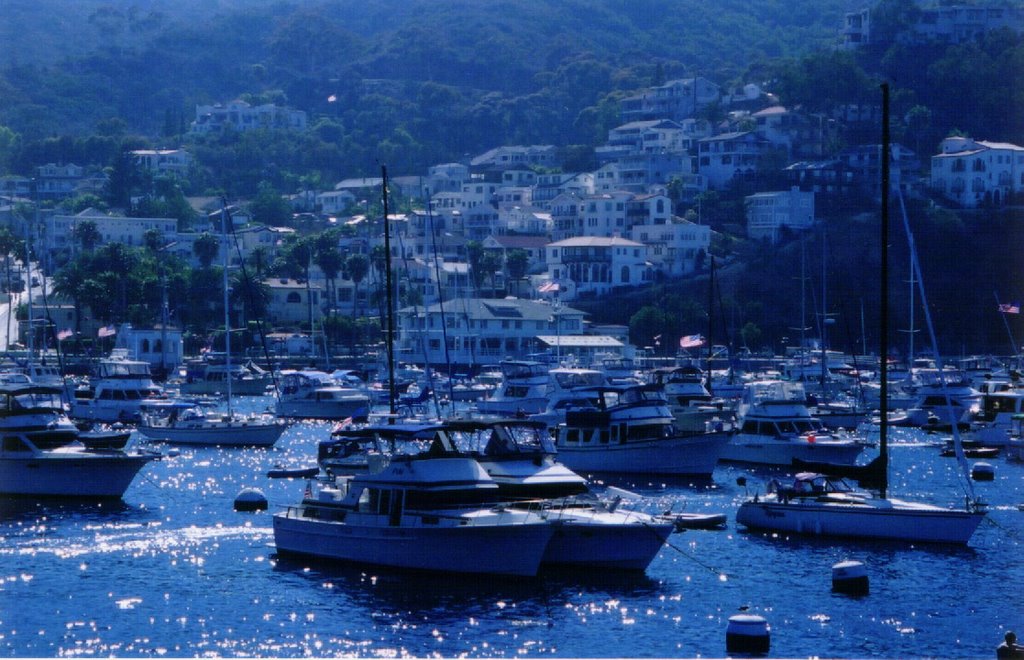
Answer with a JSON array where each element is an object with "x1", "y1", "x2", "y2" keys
[{"x1": 0, "y1": 0, "x2": 1021, "y2": 355}]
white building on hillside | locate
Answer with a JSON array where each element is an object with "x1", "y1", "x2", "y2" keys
[
  {"x1": 746, "y1": 188, "x2": 815, "y2": 243},
  {"x1": 396, "y1": 297, "x2": 585, "y2": 368},
  {"x1": 930, "y1": 136, "x2": 1024, "y2": 208},
  {"x1": 629, "y1": 219, "x2": 710, "y2": 276},
  {"x1": 545, "y1": 236, "x2": 650, "y2": 300}
]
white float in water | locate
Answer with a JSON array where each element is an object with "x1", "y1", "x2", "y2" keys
[
  {"x1": 726, "y1": 613, "x2": 770, "y2": 655},
  {"x1": 234, "y1": 487, "x2": 268, "y2": 512},
  {"x1": 832, "y1": 560, "x2": 869, "y2": 596}
]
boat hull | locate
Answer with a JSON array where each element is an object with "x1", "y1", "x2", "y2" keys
[
  {"x1": 272, "y1": 508, "x2": 554, "y2": 577},
  {"x1": 556, "y1": 431, "x2": 729, "y2": 476},
  {"x1": 542, "y1": 515, "x2": 672, "y2": 570},
  {"x1": 180, "y1": 380, "x2": 272, "y2": 396},
  {"x1": 0, "y1": 452, "x2": 158, "y2": 498},
  {"x1": 736, "y1": 498, "x2": 985, "y2": 545},
  {"x1": 720, "y1": 436, "x2": 865, "y2": 466},
  {"x1": 275, "y1": 399, "x2": 369, "y2": 420},
  {"x1": 137, "y1": 422, "x2": 285, "y2": 447}
]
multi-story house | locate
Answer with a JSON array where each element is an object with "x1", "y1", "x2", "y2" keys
[
  {"x1": 422, "y1": 162, "x2": 470, "y2": 197},
  {"x1": 532, "y1": 172, "x2": 595, "y2": 207},
  {"x1": 697, "y1": 131, "x2": 771, "y2": 189},
  {"x1": 545, "y1": 236, "x2": 651, "y2": 300},
  {"x1": 619, "y1": 78, "x2": 721, "y2": 123},
  {"x1": 549, "y1": 192, "x2": 584, "y2": 241},
  {"x1": 930, "y1": 136, "x2": 1024, "y2": 208},
  {"x1": 838, "y1": 142, "x2": 920, "y2": 198},
  {"x1": 35, "y1": 163, "x2": 85, "y2": 201},
  {"x1": 45, "y1": 209, "x2": 178, "y2": 262},
  {"x1": 316, "y1": 189, "x2": 357, "y2": 216},
  {"x1": 745, "y1": 188, "x2": 816, "y2": 243},
  {"x1": 481, "y1": 235, "x2": 550, "y2": 276},
  {"x1": 842, "y1": 3, "x2": 1024, "y2": 50},
  {"x1": 396, "y1": 297, "x2": 585, "y2": 368},
  {"x1": 469, "y1": 145, "x2": 559, "y2": 171},
  {"x1": 263, "y1": 278, "x2": 323, "y2": 327},
  {"x1": 191, "y1": 100, "x2": 307, "y2": 134},
  {"x1": 576, "y1": 192, "x2": 633, "y2": 238},
  {"x1": 131, "y1": 149, "x2": 193, "y2": 176},
  {"x1": 751, "y1": 106, "x2": 837, "y2": 160},
  {"x1": 498, "y1": 205, "x2": 551, "y2": 236},
  {"x1": 628, "y1": 218, "x2": 710, "y2": 277}
]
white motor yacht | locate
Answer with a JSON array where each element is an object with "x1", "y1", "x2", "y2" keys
[
  {"x1": 475, "y1": 360, "x2": 550, "y2": 416},
  {"x1": 137, "y1": 400, "x2": 287, "y2": 447},
  {"x1": 272, "y1": 453, "x2": 555, "y2": 577},
  {"x1": 0, "y1": 382, "x2": 160, "y2": 497},
  {"x1": 553, "y1": 383, "x2": 729, "y2": 476},
  {"x1": 69, "y1": 350, "x2": 167, "y2": 423},
  {"x1": 721, "y1": 380, "x2": 866, "y2": 467},
  {"x1": 275, "y1": 370, "x2": 371, "y2": 420}
]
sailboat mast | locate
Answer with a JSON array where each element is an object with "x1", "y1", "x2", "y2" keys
[
  {"x1": 381, "y1": 166, "x2": 397, "y2": 415},
  {"x1": 705, "y1": 256, "x2": 714, "y2": 389},
  {"x1": 221, "y1": 201, "x2": 233, "y2": 416},
  {"x1": 879, "y1": 83, "x2": 890, "y2": 500}
]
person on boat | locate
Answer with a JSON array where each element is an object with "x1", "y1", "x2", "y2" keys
[{"x1": 997, "y1": 631, "x2": 1024, "y2": 659}]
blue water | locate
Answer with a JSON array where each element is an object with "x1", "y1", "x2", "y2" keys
[{"x1": 2, "y1": 396, "x2": 1022, "y2": 658}]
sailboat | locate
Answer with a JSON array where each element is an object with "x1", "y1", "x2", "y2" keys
[
  {"x1": 735, "y1": 84, "x2": 986, "y2": 545},
  {"x1": 138, "y1": 203, "x2": 287, "y2": 447}
]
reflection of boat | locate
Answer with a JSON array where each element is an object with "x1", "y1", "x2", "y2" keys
[
  {"x1": 137, "y1": 400, "x2": 287, "y2": 447},
  {"x1": 272, "y1": 453, "x2": 555, "y2": 577},
  {"x1": 275, "y1": 370, "x2": 371, "y2": 420},
  {"x1": 554, "y1": 383, "x2": 729, "y2": 476},
  {"x1": 0, "y1": 382, "x2": 160, "y2": 497},
  {"x1": 735, "y1": 92, "x2": 985, "y2": 545}
]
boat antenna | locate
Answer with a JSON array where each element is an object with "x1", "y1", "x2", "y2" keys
[
  {"x1": 426, "y1": 201, "x2": 457, "y2": 412},
  {"x1": 381, "y1": 166, "x2": 397, "y2": 416},
  {"x1": 879, "y1": 82, "x2": 890, "y2": 500}
]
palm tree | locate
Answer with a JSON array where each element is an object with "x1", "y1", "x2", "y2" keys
[
  {"x1": 192, "y1": 232, "x2": 220, "y2": 270},
  {"x1": 74, "y1": 219, "x2": 102, "y2": 253},
  {"x1": 505, "y1": 248, "x2": 529, "y2": 296},
  {"x1": 346, "y1": 253, "x2": 369, "y2": 318}
]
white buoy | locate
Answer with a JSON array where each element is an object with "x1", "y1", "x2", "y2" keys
[
  {"x1": 726, "y1": 613, "x2": 770, "y2": 655},
  {"x1": 972, "y1": 462, "x2": 995, "y2": 481},
  {"x1": 234, "y1": 487, "x2": 268, "y2": 512},
  {"x1": 832, "y1": 560, "x2": 869, "y2": 595}
]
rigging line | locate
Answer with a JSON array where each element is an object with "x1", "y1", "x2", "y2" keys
[
  {"x1": 224, "y1": 201, "x2": 280, "y2": 397},
  {"x1": 427, "y1": 205, "x2": 456, "y2": 412},
  {"x1": 393, "y1": 214, "x2": 442, "y2": 417},
  {"x1": 822, "y1": 224, "x2": 868, "y2": 408},
  {"x1": 653, "y1": 529, "x2": 730, "y2": 581},
  {"x1": 893, "y1": 186, "x2": 978, "y2": 505}
]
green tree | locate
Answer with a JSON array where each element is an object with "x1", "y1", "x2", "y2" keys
[
  {"x1": 74, "y1": 219, "x2": 102, "y2": 252},
  {"x1": 346, "y1": 252, "x2": 369, "y2": 317},
  {"x1": 249, "y1": 181, "x2": 291, "y2": 226},
  {"x1": 193, "y1": 232, "x2": 220, "y2": 269},
  {"x1": 505, "y1": 248, "x2": 529, "y2": 296}
]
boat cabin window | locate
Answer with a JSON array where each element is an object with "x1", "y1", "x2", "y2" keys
[
  {"x1": 741, "y1": 420, "x2": 759, "y2": 434},
  {"x1": 627, "y1": 424, "x2": 667, "y2": 441},
  {"x1": 599, "y1": 428, "x2": 609, "y2": 444},
  {"x1": 565, "y1": 429, "x2": 580, "y2": 444},
  {"x1": 3, "y1": 436, "x2": 30, "y2": 452}
]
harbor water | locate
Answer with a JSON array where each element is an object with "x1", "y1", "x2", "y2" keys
[{"x1": 2, "y1": 395, "x2": 1022, "y2": 658}]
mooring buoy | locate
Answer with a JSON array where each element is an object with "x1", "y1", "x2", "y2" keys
[
  {"x1": 726, "y1": 613, "x2": 770, "y2": 655},
  {"x1": 832, "y1": 560, "x2": 869, "y2": 596},
  {"x1": 234, "y1": 487, "x2": 268, "y2": 512}
]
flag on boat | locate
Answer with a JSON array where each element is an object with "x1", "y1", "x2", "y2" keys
[
  {"x1": 98, "y1": 325, "x2": 116, "y2": 338},
  {"x1": 57, "y1": 329, "x2": 73, "y2": 341},
  {"x1": 679, "y1": 333, "x2": 705, "y2": 349},
  {"x1": 303, "y1": 480, "x2": 313, "y2": 499},
  {"x1": 538, "y1": 281, "x2": 560, "y2": 293},
  {"x1": 998, "y1": 302, "x2": 1021, "y2": 314},
  {"x1": 332, "y1": 417, "x2": 353, "y2": 433}
]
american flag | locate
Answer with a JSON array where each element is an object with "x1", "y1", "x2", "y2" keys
[
  {"x1": 998, "y1": 302, "x2": 1020, "y2": 314},
  {"x1": 679, "y1": 333, "x2": 705, "y2": 349},
  {"x1": 538, "y1": 281, "x2": 560, "y2": 293},
  {"x1": 97, "y1": 325, "x2": 116, "y2": 338},
  {"x1": 57, "y1": 329, "x2": 73, "y2": 341}
]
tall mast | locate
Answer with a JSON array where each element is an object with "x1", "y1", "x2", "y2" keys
[
  {"x1": 221, "y1": 201, "x2": 233, "y2": 416},
  {"x1": 879, "y1": 83, "x2": 890, "y2": 500},
  {"x1": 381, "y1": 166, "x2": 397, "y2": 415}
]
